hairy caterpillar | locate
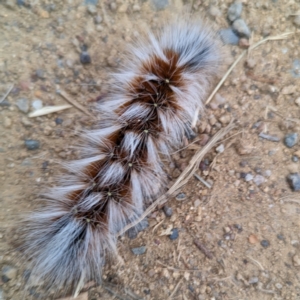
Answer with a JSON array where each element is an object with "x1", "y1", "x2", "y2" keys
[{"x1": 17, "y1": 17, "x2": 224, "y2": 296}]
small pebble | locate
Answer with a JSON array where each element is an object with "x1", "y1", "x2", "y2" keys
[
  {"x1": 169, "y1": 228, "x2": 179, "y2": 240},
  {"x1": 131, "y1": 246, "x2": 146, "y2": 255},
  {"x1": 287, "y1": 173, "x2": 300, "y2": 191},
  {"x1": 55, "y1": 118, "x2": 63, "y2": 125},
  {"x1": 94, "y1": 15, "x2": 102, "y2": 24},
  {"x1": 232, "y1": 19, "x2": 251, "y2": 38},
  {"x1": 80, "y1": 51, "x2": 92, "y2": 64},
  {"x1": 227, "y1": 1, "x2": 243, "y2": 22},
  {"x1": 248, "y1": 234, "x2": 258, "y2": 244},
  {"x1": 25, "y1": 140, "x2": 40, "y2": 150},
  {"x1": 282, "y1": 85, "x2": 297, "y2": 95},
  {"x1": 151, "y1": 0, "x2": 168, "y2": 10},
  {"x1": 260, "y1": 239, "x2": 270, "y2": 248},
  {"x1": 31, "y1": 99, "x2": 43, "y2": 110},
  {"x1": 3, "y1": 117, "x2": 12, "y2": 128},
  {"x1": 275, "y1": 283, "x2": 282, "y2": 289},
  {"x1": 35, "y1": 69, "x2": 46, "y2": 79},
  {"x1": 209, "y1": 6, "x2": 221, "y2": 18},
  {"x1": 293, "y1": 254, "x2": 300, "y2": 267},
  {"x1": 216, "y1": 144, "x2": 225, "y2": 153},
  {"x1": 292, "y1": 155, "x2": 299, "y2": 162},
  {"x1": 175, "y1": 193, "x2": 186, "y2": 201},
  {"x1": 245, "y1": 173, "x2": 253, "y2": 182},
  {"x1": 295, "y1": 97, "x2": 300, "y2": 106},
  {"x1": 253, "y1": 175, "x2": 265, "y2": 186},
  {"x1": 163, "y1": 206, "x2": 173, "y2": 217},
  {"x1": 87, "y1": 4, "x2": 97, "y2": 15},
  {"x1": 219, "y1": 114, "x2": 231, "y2": 125},
  {"x1": 219, "y1": 28, "x2": 239, "y2": 45},
  {"x1": 248, "y1": 277, "x2": 259, "y2": 284},
  {"x1": 16, "y1": 98, "x2": 29, "y2": 113},
  {"x1": 277, "y1": 234, "x2": 284, "y2": 241},
  {"x1": 1, "y1": 265, "x2": 17, "y2": 282},
  {"x1": 284, "y1": 133, "x2": 298, "y2": 148}
]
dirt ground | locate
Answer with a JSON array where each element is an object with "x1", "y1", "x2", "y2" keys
[{"x1": 1, "y1": 0, "x2": 300, "y2": 299}]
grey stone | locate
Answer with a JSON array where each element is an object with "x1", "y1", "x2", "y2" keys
[
  {"x1": 1, "y1": 265, "x2": 17, "y2": 282},
  {"x1": 35, "y1": 69, "x2": 46, "y2": 79},
  {"x1": 87, "y1": 4, "x2": 97, "y2": 15},
  {"x1": 284, "y1": 133, "x2": 298, "y2": 148},
  {"x1": 151, "y1": 0, "x2": 168, "y2": 10},
  {"x1": 253, "y1": 175, "x2": 265, "y2": 186},
  {"x1": 245, "y1": 173, "x2": 253, "y2": 182},
  {"x1": 25, "y1": 140, "x2": 40, "y2": 150},
  {"x1": 169, "y1": 228, "x2": 179, "y2": 240},
  {"x1": 228, "y1": 2, "x2": 243, "y2": 22},
  {"x1": 248, "y1": 277, "x2": 259, "y2": 284},
  {"x1": 232, "y1": 19, "x2": 251, "y2": 38},
  {"x1": 175, "y1": 193, "x2": 186, "y2": 201},
  {"x1": 163, "y1": 206, "x2": 173, "y2": 217},
  {"x1": 261, "y1": 239, "x2": 270, "y2": 248},
  {"x1": 287, "y1": 173, "x2": 300, "y2": 191},
  {"x1": 131, "y1": 246, "x2": 146, "y2": 255},
  {"x1": 31, "y1": 99, "x2": 43, "y2": 110},
  {"x1": 16, "y1": 98, "x2": 29, "y2": 113},
  {"x1": 219, "y1": 28, "x2": 239, "y2": 45}
]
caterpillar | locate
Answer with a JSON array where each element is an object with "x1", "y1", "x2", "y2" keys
[{"x1": 17, "y1": 17, "x2": 224, "y2": 296}]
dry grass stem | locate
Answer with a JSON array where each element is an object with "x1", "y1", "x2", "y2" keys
[
  {"x1": 206, "y1": 31, "x2": 299, "y2": 105},
  {"x1": 118, "y1": 121, "x2": 235, "y2": 236},
  {"x1": 0, "y1": 84, "x2": 14, "y2": 103},
  {"x1": 57, "y1": 89, "x2": 94, "y2": 117},
  {"x1": 28, "y1": 105, "x2": 72, "y2": 117}
]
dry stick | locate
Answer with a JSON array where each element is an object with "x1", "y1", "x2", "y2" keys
[
  {"x1": 118, "y1": 121, "x2": 235, "y2": 236},
  {"x1": 193, "y1": 239, "x2": 213, "y2": 260},
  {"x1": 0, "y1": 84, "x2": 14, "y2": 103},
  {"x1": 205, "y1": 31, "x2": 299, "y2": 105},
  {"x1": 168, "y1": 278, "x2": 183, "y2": 299},
  {"x1": 57, "y1": 89, "x2": 94, "y2": 118}
]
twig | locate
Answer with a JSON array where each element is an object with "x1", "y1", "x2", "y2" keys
[
  {"x1": 57, "y1": 89, "x2": 94, "y2": 117},
  {"x1": 168, "y1": 278, "x2": 183, "y2": 299},
  {"x1": 193, "y1": 173, "x2": 212, "y2": 189},
  {"x1": 247, "y1": 256, "x2": 264, "y2": 270},
  {"x1": 205, "y1": 30, "x2": 300, "y2": 105},
  {"x1": 157, "y1": 260, "x2": 199, "y2": 272},
  {"x1": 0, "y1": 84, "x2": 13, "y2": 103},
  {"x1": 193, "y1": 239, "x2": 213, "y2": 259},
  {"x1": 258, "y1": 132, "x2": 280, "y2": 142},
  {"x1": 117, "y1": 121, "x2": 235, "y2": 236}
]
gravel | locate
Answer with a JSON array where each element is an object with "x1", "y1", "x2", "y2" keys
[
  {"x1": 175, "y1": 192, "x2": 186, "y2": 201},
  {"x1": 261, "y1": 239, "x2": 270, "y2": 248},
  {"x1": 169, "y1": 228, "x2": 179, "y2": 240},
  {"x1": 16, "y1": 98, "x2": 29, "y2": 113},
  {"x1": 151, "y1": 0, "x2": 168, "y2": 10},
  {"x1": 227, "y1": 2, "x2": 243, "y2": 22},
  {"x1": 25, "y1": 139, "x2": 40, "y2": 150},
  {"x1": 284, "y1": 133, "x2": 298, "y2": 148},
  {"x1": 131, "y1": 246, "x2": 146, "y2": 255},
  {"x1": 80, "y1": 51, "x2": 92, "y2": 64},
  {"x1": 287, "y1": 173, "x2": 300, "y2": 191},
  {"x1": 219, "y1": 28, "x2": 240, "y2": 45},
  {"x1": 232, "y1": 19, "x2": 251, "y2": 38},
  {"x1": 245, "y1": 173, "x2": 253, "y2": 181},
  {"x1": 31, "y1": 99, "x2": 43, "y2": 110},
  {"x1": 1, "y1": 265, "x2": 17, "y2": 282},
  {"x1": 163, "y1": 206, "x2": 173, "y2": 217}
]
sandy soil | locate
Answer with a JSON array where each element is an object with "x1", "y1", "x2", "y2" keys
[{"x1": 1, "y1": 0, "x2": 300, "y2": 299}]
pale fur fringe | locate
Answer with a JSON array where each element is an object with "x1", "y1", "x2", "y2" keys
[{"x1": 17, "y1": 17, "x2": 224, "y2": 296}]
